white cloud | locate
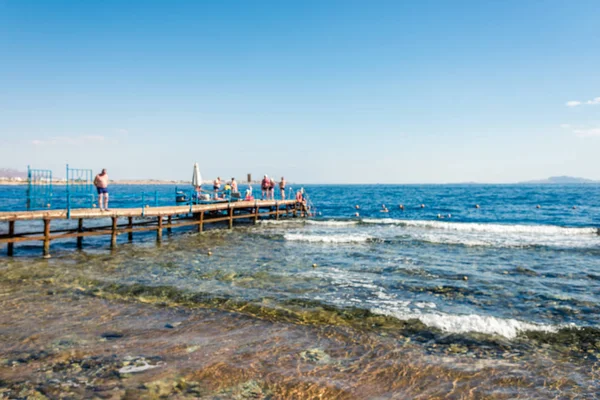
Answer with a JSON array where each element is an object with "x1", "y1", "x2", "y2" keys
[
  {"x1": 565, "y1": 96, "x2": 600, "y2": 107},
  {"x1": 573, "y1": 128, "x2": 600, "y2": 138},
  {"x1": 116, "y1": 128, "x2": 129, "y2": 135},
  {"x1": 586, "y1": 97, "x2": 600, "y2": 105},
  {"x1": 559, "y1": 124, "x2": 571, "y2": 129}
]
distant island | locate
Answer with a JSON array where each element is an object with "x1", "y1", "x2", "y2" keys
[{"x1": 519, "y1": 176, "x2": 599, "y2": 184}]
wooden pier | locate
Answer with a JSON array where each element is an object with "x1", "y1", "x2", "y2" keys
[{"x1": 0, "y1": 199, "x2": 307, "y2": 257}]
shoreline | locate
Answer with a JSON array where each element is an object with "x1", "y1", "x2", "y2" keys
[
  {"x1": 0, "y1": 180, "x2": 191, "y2": 186},
  {"x1": 0, "y1": 180, "x2": 267, "y2": 186}
]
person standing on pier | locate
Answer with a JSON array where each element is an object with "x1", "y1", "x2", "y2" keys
[
  {"x1": 231, "y1": 177, "x2": 238, "y2": 193},
  {"x1": 213, "y1": 177, "x2": 221, "y2": 199},
  {"x1": 279, "y1": 177, "x2": 286, "y2": 200},
  {"x1": 261, "y1": 175, "x2": 270, "y2": 200},
  {"x1": 269, "y1": 177, "x2": 276, "y2": 200},
  {"x1": 93, "y1": 169, "x2": 110, "y2": 211}
]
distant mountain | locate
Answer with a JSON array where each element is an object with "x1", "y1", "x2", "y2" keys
[
  {"x1": 0, "y1": 168, "x2": 27, "y2": 179},
  {"x1": 519, "y1": 176, "x2": 599, "y2": 184}
]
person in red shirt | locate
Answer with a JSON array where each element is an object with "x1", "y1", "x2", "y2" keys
[{"x1": 261, "y1": 175, "x2": 270, "y2": 200}]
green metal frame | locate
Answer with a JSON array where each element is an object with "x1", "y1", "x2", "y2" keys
[
  {"x1": 26, "y1": 165, "x2": 53, "y2": 210},
  {"x1": 66, "y1": 164, "x2": 94, "y2": 218}
]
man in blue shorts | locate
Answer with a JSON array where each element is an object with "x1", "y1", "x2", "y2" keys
[{"x1": 93, "y1": 169, "x2": 110, "y2": 211}]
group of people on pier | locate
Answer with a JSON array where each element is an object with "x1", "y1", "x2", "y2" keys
[
  {"x1": 207, "y1": 175, "x2": 288, "y2": 201},
  {"x1": 260, "y1": 175, "x2": 286, "y2": 200},
  {"x1": 93, "y1": 167, "x2": 300, "y2": 208}
]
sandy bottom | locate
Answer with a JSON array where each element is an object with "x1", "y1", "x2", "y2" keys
[{"x1": 1, "y1": 281, "x2": 598, "y2": 399}]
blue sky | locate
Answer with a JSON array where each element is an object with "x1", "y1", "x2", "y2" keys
[{"x1": 1, "y1": 0, "x2": 599, "y2": 183}]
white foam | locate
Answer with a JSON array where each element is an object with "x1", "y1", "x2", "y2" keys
[
  {"x1": 372, "y1": 308, "x2": 555, "y2": 339},
  {"x1": 258, "y1": 220, "x2": 302, "y2": 225},
  {"x1": 306, "y1": 220, "x2": 358, "y2": 227},
  {"x1": 302, "y1": 266, "x2": 558, "y2": 339},
  {"x1": 362, "y1": 218, "x2": 598, "y2": 236},
  {"x1": 359, "y1": 218, "x2": 600, "y2": 248},
  {"x1": 284, "y1": 233, "x2": 371, "y2": 243}
]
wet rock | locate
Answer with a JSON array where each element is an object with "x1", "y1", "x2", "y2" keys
[
  {"x1": 186, "y1": 345, "x2": 201, "y2": 353},
  {"x1": 219, "y1": 380, "x2": 270, "y2": 399},
  {"x1": 447, "y1": 344, "x2": 469, "y2": 354},
  {"x1": 165, "y1": 321, "x2": 182, "y2": 329},
  {"x1": 300, "y1": 348, "x2": 332, "y2": 364},
  {"x1": 100, "y1": 332, "x2": 124, "y2": 340},
  {"x1": 143, "y1": 379, "x2": 179, "y2": 397},
  {"x1": 522, "y1": 326, "x2": 600, "y2": 354},
  {"x1": 53, "y1": 337, "x2": 82, "y2": 349},
  {"x1": 182, "y1": 380, "x2": 206, "y2": 396},
  {"x1": 238, "y1": 380, "x2": 267, "y2": 399},
  {"x1": 515, "y1": 266, "x2": 538, "y2": 276},
  {"x1": 18, "y1": 388, "x2": 49, "y2": 400}
]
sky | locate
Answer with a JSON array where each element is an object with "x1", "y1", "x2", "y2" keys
[{"x1": 0, "y1": 0, "x2": 599, "y2": 183}]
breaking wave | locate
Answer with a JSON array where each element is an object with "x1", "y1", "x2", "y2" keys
[
  {"x1": 372, "y1": 307, "x2": 556, "y2": 339},
  {"x1": 284, "y1": 233, "x2": 372, "y2": 243},
  {"x1": 361, "y1": 219, "x2": 599, "y2": 236},
  {"x1": 306, "y1": 220, "x2": 359, "y2": 227}
]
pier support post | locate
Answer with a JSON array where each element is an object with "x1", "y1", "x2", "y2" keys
[
  {"x1": 293, "y1": 204, "x2": 298, "y2": 217},
  {"x1": 77, "y1": 218, "x2": 83, "y2": 249},
  {"x1": 7, "y1": 220, "x2": 15, "y2": 256},
  {"x1": 167, "y1": 215, "x2": 172, "y2": 234},
  {"x1": 157, "y1": 216, "x2": 163, "y2": 241},
  {"x1": 111, "y1": 217, "x2": 118, "y2": 248},
  {"x1": 43, "y1": 219, "x2": 51, "y2": 258},
  {"x1": 228, "y1": 206, "x2": 233, "y2": 229},
  {"x1": 275, "y1": 202, "x2": 279, "y2": 220},
  {"x1": 198, "y1": 211, "x2": 204, "y2": 233},
  {"x1": 128, "y1": 217, "x2": 133, "y2": 241},
  {"x1": 254, "y1": 204, "x2": 259, "y2": 223}
]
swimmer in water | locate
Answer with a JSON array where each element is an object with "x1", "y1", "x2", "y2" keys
[{"x1": 381, "y1": 204, "x2": 389, "y2": 213}]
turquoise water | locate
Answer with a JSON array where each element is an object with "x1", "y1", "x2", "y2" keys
[
  {"x1": 2, "y1": 183, "x2": 599, "y2": 339},
  {"x1": 2, "y1": 183, "x2": 600, "y2": 397}
]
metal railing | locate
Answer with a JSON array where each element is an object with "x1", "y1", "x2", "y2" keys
[
  {"x1": 26, "y1": 166, "x2": 53, "y2": 210},
  {"x1": 140, "y1": 191, "x2": 159, "y2": 216},
  {"x1": 66, "y1": 164, "x2": 95, "y2": 218}
]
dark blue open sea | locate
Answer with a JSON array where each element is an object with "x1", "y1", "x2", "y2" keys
[{"x1": 1, "y1": 183, "x2": 599, "y2": 398}]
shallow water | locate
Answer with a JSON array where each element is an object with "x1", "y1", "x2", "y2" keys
[{"x1": 1, "y1": 184, "x2": 599, "y2": 397}]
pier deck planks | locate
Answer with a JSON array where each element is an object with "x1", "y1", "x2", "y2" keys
[
  {"x1": 0, "y1": 199, "x2": 306, "y2": 256},
  {"x1": 0, "y1": 199, "x2": 298, "y2": 221}
]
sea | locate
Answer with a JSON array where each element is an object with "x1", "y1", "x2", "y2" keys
[{"x1": 1, "y1": 183, "x2": 599, "y2": 398}]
